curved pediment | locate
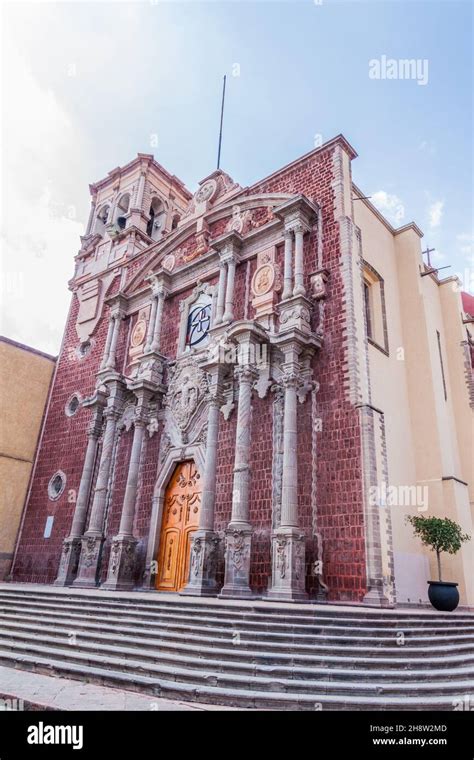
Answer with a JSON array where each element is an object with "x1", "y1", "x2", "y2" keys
[{"x1": 123, "y1": 190, "x2": 294, "y2": 297}]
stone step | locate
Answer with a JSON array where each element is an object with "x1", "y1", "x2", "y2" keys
[
  {"x1": 1, "y1": 598, "x2": 474, "y2": 639},
  {"x1": 2, "y1": 608, "x2": 473, "y2": 649},
  {"x1": 1, "y1": 625, "x2": 473, "y2": 683},
  {"x1": 0, "y1": 650, "x2": 462, "y2": 711},
  {"x1": 2, "y1": 617, "x2": 473, "y2": 669},
  {"x1": 2, "y1": 584, "x2": 473, "y2": 710},
  {"x1": 3, "y1": 612, "x2": 474, "y2": 662},
  {"x1": 0, "y1": 587, "x2": 472, "y2": 627},
  {"x1": 1, "y1": 638, "x2": 473, "y2": 698}
]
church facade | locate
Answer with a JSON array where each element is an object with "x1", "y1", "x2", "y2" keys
[{"x1": 10, "y1": 135, "x2": 474, "y2": 607}]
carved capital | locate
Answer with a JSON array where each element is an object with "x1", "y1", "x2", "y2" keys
[{"x1": 234, "y1": 364, "x2": 259, "y2": 386}]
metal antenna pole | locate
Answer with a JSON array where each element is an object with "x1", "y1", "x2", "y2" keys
[{"x1": 217, "y1": 75, "x2": 226, "y2": 170}]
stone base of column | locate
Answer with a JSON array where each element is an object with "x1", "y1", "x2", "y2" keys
[
  {"x1": 266, "y1": 527, "x2": 308, "y2": 602},
  {"x1": 102, "y1": 536, "x2": 138, "y2": 591},
  {"x1": 180, "y1": 530, "x2": 220, "y2": 597},
  {"x1": 54, "y1": 537, "x2": 82, "y2": 586},
  {"x1": 219, "y1": 524, "x2": 255, "y2": 599},
  {"x1": 363, "y1": 583, "x2": 393, "y2": 608},
  {"x1": 72, "y1": 534, "x2": 103, "y2": 588}
]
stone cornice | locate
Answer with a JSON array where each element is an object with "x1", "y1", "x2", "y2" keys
[
  {"x1": 89, "y1": 153, "x2": 192, "y2": 199},
  {"x1": 249, "y1": 134, "x2": 358, "y2": 192}
]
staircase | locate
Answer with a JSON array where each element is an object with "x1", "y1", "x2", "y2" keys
[{"x1": 0, "y1": 583, "x2": 473, "y2": 710}]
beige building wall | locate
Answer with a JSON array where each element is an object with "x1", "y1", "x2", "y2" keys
[
  {"x1": 0, "y1": 337, "x2": 55, "y2": 579},
  {"x1": 354, "y1": 193, "x2": 474, "y2": 608}
]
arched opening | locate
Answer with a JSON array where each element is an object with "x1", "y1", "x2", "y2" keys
[
  {"x1": 95, "y1": 205, "x2": 110, "y2": 236},
  {"x1": 115, "y1": 193, "x2": 130, "y2": 230},
  {"x1": 146, "y1": 196, "x2": 166, "y2": 240},
  {"x1": 171, "y1": 213, "x2": 180, "y2": 231}
]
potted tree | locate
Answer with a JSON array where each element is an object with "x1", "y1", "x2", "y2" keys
[{"x1": 406, "y1": 515, "x2": 470, "y2": 611}]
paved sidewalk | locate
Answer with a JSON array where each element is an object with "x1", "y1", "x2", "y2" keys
[{"x1": 0, "y1": 666, "x2": 235, "y2": 711}]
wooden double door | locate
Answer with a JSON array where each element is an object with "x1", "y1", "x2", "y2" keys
[{"x1": 155, "y1": 460, "x2": 202, "y2": 592}]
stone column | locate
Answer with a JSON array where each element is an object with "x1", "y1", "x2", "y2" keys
[
  {"x1": 105, "y1": 313, "x2": 122, "y2": 370},
  {"x1": 100, "y1": 316, "x2": 115, "y2": 370},
  {"x1": 222, "y1": 257, "x2": 236, "y2": 323},
  {"x1": 144, "y1": 294, "x2": 158, "y2": 354},
  {"x1": 214, "y1": 262, "x2": 227, "y2": 325},
  {"x1": 220, "y1": 364, "x2": 258, "y2": 598},
  {"x1": 293, "y1": 223, "x2": 306, "y2": 297},
  {"x1": 55, "y1": 392, "x2": 106, "y2": 586},
  {"x1": 282, "y1": 229, "x2": 294, "y2": 300},
  {"x1": 150, "y1": 287, "x2": 165, "y2": 353},
  {"x1": 103, "y1": 390, "x2": 150, "y2": 591},
  {"x1": 268, "y1": 348, "x2": 308, "y2": 601},
  {"x1": 182, "y1": 366, "x2": 223, "y2": 596},
  {"x1": 74, "y1": 383, "x2": 124, "y2": 588}
]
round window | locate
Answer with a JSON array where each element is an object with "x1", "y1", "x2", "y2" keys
[
  {"x1": 77, "y1": 340, "x2": 92, "y2": 358},
  {"x1": 65, "y1": 393, "x2": 81, "y2": 417},
  {"x1": 48, "y1": 471, "x2": 66, "y2": 501}
]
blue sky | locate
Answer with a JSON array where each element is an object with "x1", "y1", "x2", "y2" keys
[{"x1": 1, "y1": 0, "x2": 472, "y2": 353}]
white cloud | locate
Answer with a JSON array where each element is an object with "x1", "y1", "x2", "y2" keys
[
  {"x1": 419, "y1": 140, "x2": 436, "y2": 155},
  {"x1": 0, "y1": 39, "x2": 86, "y2": 355},
  {"x1": 371, "y1": 191, "x2": 405, "y2": 225},
  {"x1": 428, "y1": 200, "x2": 444, "y2": 229}
]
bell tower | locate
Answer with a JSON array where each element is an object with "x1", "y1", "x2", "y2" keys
[{"x1": 71, "y1": 154, "x2": 192, "y2": 345}]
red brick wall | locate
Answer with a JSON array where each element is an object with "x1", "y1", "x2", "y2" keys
[
  {"x1": 12, "y1": 276, "x2": 121, "y2": 582},
  {"x1": 251, "y1": 146, "x2": 367, "y2": 601}
]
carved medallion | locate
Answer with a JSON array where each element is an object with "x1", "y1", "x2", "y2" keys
[
  {"x1": 251, "y1": 263, "x2": 275, "y2": 297},
  {"x1": 162, "y1": 253, "x2": 176, "y2": 272},
  {"x1": 130, "y1": 318, "x2": 146, "y2": 348}
]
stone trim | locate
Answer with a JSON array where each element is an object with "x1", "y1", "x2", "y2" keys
[
  {"x1": 362, "y1": 259, "x2": 389, "y2": 356},
  {"x1": 143, "y1": 444, "x2": 206, "y2": 588}
]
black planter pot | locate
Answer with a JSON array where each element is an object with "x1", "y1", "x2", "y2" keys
[{"x1": 427, "y1": 581, "x2": 460, "y2": 611}]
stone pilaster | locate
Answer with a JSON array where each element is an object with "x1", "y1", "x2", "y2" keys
[
  {"x1": 85, "y1": 194, "x2": 97, "y2": 236},
  {"x1": 73, "y1": 381, "x2": 124, "y2": 588},
  {"x1": 103, "y1": 388, "x2": 152, "y2": 590},
  {"x1": 182, "y1": 363, "x2": 224, "y2": 596},
  {"x1": 55, "y1": 390, "x2": 107, "y2": 586}
]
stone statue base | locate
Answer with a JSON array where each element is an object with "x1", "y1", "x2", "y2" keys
[
  {"x1": 102, "y1": 535, "x2": 138, "y2": 591},
  {"x1": 180, "y1": 529, "x2": 220, "y2": 597},
  {"x1": 72, "y1": 534, "x2": 103, "y2": 588},
  {"x1": 54, "y1": 537, "x2": 82, "y2": 586},
  {"x1": 266, "y1": 527, "x2": 308, "y2": 602},
  {"x1": 219, "y1": 524, "x2": 254, "y2": 598}
]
